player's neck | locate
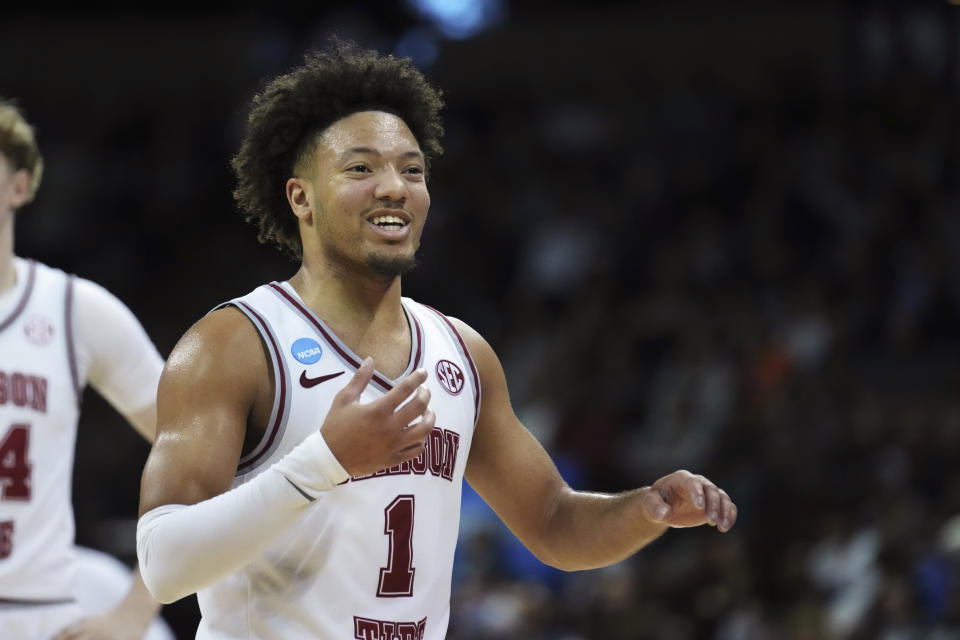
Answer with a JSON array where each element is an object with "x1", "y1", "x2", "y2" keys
[
  {"x1": 289, "y1": 263, "x2": 406, "y2": 334},
  {"x1": 0, "y1": 212, "x2": 15, "y2": 295},
  {"x1": 289, "y1": 264, "x2": 411, "y2": 377}
]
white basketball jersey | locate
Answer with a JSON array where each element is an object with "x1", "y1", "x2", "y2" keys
[
  {"x1": 196, "y1": 281, "x2": 480, "y2": 640},
  {"x1": 0, "y1": 259, "x2": 82, "y2": 601}
]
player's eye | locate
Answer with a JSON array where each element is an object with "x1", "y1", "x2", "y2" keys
[
  {"x1": 347, "y1": 164, "x2": 371, "y2": 173},
  {"x1": 403, "y1": 166, "x2": 424, "y2": 176}
]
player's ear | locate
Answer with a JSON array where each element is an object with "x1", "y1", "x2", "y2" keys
[
  {"x1": 9, "y1": 168, "x2": 31, "y2": 210},
  {"x1": 286, "y1": 177, "x2": 313, "y2": 223}
]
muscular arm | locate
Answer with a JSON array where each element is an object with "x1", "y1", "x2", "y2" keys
[
  {"x1": 139, "y1": 307, "x2": 260, "y2": 513},
  {"x1": 137, "y1": 307, "x2": 435, "y2": 603},
  {"x1": 136, "y1": 308, "x2": 318, "y2": 603},
  {"x1": 457, "y1": 319, "x2": 737, "y2": 572}
]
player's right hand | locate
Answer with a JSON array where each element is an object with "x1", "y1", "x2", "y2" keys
[{"x1": 320, "y1": 357, "x2": 435, "y2": 477}]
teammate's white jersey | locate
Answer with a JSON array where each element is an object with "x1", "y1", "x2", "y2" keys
[
  {"x1": 196, "y1": 281, "x2": 480, "y2": 640},
  {"x1": 0, "y1": 259, "x2": 83, "y2": 602},
  {"x1": 73, "y1": 546, "x2": 176, "y2": 640},
  {"x1": 0, "y1": 257, "x2": 163, "y2": 606}
]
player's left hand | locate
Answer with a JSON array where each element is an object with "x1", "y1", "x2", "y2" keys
[
  {"x1": 51, "y1": 608, "x2": 151, "y2": 640},
  {"x1": 639, "y1": 470, "x2": 737, "y2": 532}
]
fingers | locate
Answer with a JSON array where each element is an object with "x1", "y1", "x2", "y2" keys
[
  {"x1": 338, "y1": 356, "x2": 377, "y2": 403},
  {"x1": 703, "y1": 483, "x2": 720, "y2": 525},
  {"x1": 696, "y1": 478, "x2": 736, "y2": 532},
  {"x1": 338, "y1": 363, "x2": 430, "y2": 423},
  {"x1": 410, "y1": 408, "x2": 436, "y2": 438},
  {"x1": 717, "y1": 488, "x2": 737, "y2": 532},
  {"x1": 690, "y1": 483, "x2": 705, "y2": 510},
  {"x1": 648, "y1": 470, "x2": 737, "y2": 532},
  {"x1": 376, "y1": 367, "x2": 428, "y2": 412},
  {"x1": 393, "y1": 385, "x2": 431, "y2": 427},
  {"x1": 322, "y1": 361, "x2": 438, "y2": 477},
  {"x1": 398, "y1": 408, "x2": 436, "y2": 451},
  {"x1": 393, "y1": 409, "x2": 436, "y2": 464},
  {"x1": 640, "y1": 486, "x2": 671, "y2": 523}
]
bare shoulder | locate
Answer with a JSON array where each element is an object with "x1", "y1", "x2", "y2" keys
[
  {"x1": 444, "y1": 315, "x2": 480, "y2": 341},
  {"x1": 156, "y1": 304, "x2": 268, "y2": 441},
  {"x1": 163, "y1": 306, "x2": 264, "y2": 383},
  {"x1": 443, "y1": 316, "x2": 498, "y2": 371},
  {"x1": 160, "y1": 307, "x2": 268, "y2": 397},
  {"x1": 441, "y1": 316, "x2": 512, "y2": 419},
  {"x1": 142, "y1": 306, "x2": 267, "y2": 512}
]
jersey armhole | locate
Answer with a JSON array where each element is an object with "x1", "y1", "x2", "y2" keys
[
  {"x1": 223, "y1": 301, "x2": 292, "y2": 477},
  {"x1": 419, "y1": 304, "x2": 482, "y2": 427},
  {"x1": 64, "y1": 275, "x2": 81, "y2": 407}
]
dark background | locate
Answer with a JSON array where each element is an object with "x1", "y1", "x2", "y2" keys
[{"x1": 3, "y1": 1, "x2": 960, "y2": 637}]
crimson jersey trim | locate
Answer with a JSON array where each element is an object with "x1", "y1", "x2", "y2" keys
[
  {"x1": 234, "y1": 301, "x2": 289, "y2": 474},
  {"x1": 0, "y1": 259, "x2": 36, "y2": 334},
  {"x1": 266, "y1": 283, "x2": 424, "y2": 392},
  {"x1": 65, "y1": 275, "x2": 81, "y2": 406},
  {"x1": 420, "y1": 305, "x2": 481, "y2": 426}
]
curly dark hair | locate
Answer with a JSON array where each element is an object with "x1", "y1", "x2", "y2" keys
[{"x1": 231, "y1": 40, "x2": 445, "y2": 259}]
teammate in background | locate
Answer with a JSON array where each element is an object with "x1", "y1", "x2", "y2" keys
[
  {"x1": 73, "y1": 546, "x2": 175, "y2": 640},
  {"x1": 136, "y1": 41, "x2": 737, "y2": 639},
  {"x1": 0, "y1": 99, "x2": 166, "y2": 639}
]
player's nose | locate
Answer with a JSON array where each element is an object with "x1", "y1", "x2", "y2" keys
[{"x1": 374, "y1": 166, "x2": 407, "y2": 202}]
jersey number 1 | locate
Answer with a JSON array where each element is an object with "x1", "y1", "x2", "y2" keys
[{"x1": 377, "y1": 495, "x2": 415, "y2": 597}]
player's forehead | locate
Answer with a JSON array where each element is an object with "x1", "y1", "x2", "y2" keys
[{"x1": 316, "y1": 110, "x2": 422, "y2": 158}]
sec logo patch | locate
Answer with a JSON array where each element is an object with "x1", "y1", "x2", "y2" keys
[
  {"x1": 436, "y1": 359, "x2": 464, "y2": 395},
  {"x1": 24, "y1": 315, "x2": 54, "y2": 346}
]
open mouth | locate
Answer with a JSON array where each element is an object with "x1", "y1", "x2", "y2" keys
[{"x1": 369, "y1": 214, "x2": 409, "y2": 229}]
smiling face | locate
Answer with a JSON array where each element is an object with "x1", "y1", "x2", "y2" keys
[{"x1": 287, "y1": 110, "x2": 430, "y2": 279}]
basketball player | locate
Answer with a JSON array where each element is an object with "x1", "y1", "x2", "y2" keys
[
  {"x1": 0, "y1": 99, "x2": 166, "y2": 638},
  {"x1": 136, "y1": 42, "x2": 737, "y2": 639}
]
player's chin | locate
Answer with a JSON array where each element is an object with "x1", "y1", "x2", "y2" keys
[{"x1": 366, "y1": 252, "x2": 418, "y2": 277}]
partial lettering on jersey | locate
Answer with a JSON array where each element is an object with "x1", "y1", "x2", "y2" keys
[
  {"x1": 0, "y1": 371, "x2": 48, "y2": 413},
  {"x1": 0, "y1": 521, "x2": 12, "y2": 559},
  {"x1": 354, "y1": 616, "x2": 426, "y2": 640},
  {"x1": 345, "y1": 427, "x2": 460, "y2": 484}
]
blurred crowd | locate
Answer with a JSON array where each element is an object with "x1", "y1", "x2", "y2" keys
[
  {"x1": 5, "y1": 3, "x2": 959, "y2": 638},
  {"x1": 433, "y1": 9, "x2": 960, "y2": 640}
]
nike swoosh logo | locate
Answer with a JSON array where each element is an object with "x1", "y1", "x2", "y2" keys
[{"x1": 299, "y1": 370, "x2": 345, "y2": 388}]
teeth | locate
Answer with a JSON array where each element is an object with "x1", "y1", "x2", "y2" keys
[{"x1": 371, "y1": 215, "x2": 406, "y2": 227}]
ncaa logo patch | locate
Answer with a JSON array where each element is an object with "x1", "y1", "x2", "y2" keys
[
  {"x1": 436, "y1": 359, "x2": 465, "y2": 395},
  {"x1": 291, "y1": 337, "x2": 323, "y2": 365}
]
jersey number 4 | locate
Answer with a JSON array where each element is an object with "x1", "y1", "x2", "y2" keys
[
  {"x1": 377, "y1": 495, "x2": 415, "y2": 597},
  {"x1": 0, "y1": 424, "x2": 31, "y2": 560},
  {"x1": 0, "y1": 424, "x2": 32, "y2": 501}
]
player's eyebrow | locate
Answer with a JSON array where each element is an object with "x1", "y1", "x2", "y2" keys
[{"x1": 338, "y1": 147, "x2": 424, "y2": 162}]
